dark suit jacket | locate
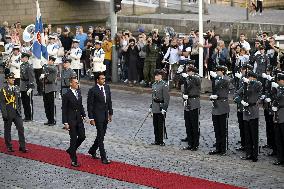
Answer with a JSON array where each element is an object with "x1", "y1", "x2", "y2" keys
[
  {"x1": 87, "y1": 84, "x2": 113, "y2": 123},
  {"x1": 62, "y1": 88, "x2": 86, "y2": 126}
]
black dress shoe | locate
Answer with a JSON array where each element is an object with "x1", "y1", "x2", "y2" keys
[
  {"x1": 71, "y1": 161, "x2": 80, "y2": 167},
  {"x1": 181, "y1": 146, "x2": 192, "y2": 150},
  {"x1": 181, "y1": 138, "x2": 188, "y2": 142},
  {"x1": 208, "y1": 150, "x2": 221, "y2": 155},
  {"x1": 219, "y1": 151, "x2": 227, "y2": 156},
  {"x1": 252, "y1": 158, "x2": 258, "y2": 162},
  {"x1": 44, "y1": 122, "x2": 49, "y2": 125},
  {"x1": 88, "y1": 151, "x2": 99, "y2": 159},
  {"x1": 7, "y1": 147, "x2": 14, "y2": 152},
  {"x1": 24, "y1": 119, "x2": 32, "y2": 122},
  {"x1": 102, "y1": 159, "x2": 111, "y2": 164},
  {"x1": 19, "y1": 147, "x2": 28, "y2": 153},
  {"x1": 236, "y1": 146, "x2": 245, "y2": 151},
  {"x1": 241, "y1": 155, "x2": 252, "y2": 160},
  {"x1": 190, "y1": 147, "x2": 198, "y2": 151},
  {"x1": 48, "y1": 123, "x2": 56, "y2": 126},
  {"x1": 159, "y1": 142, "x2": 165, "y2": 146},
  {"x1": 151, "y1": 142, "x2": 159, "y2": 145},
  {"x1": 273, "y1": 161, "x2": 284, "y2": 165}
]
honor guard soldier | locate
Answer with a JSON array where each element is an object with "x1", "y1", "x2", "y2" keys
[
  {"x1": 181, "y1": 64, "x2": 201, "y2": 151},
  {"x1": 149, "y1": 70, "x2": 170, "y2": 146},
  {"x1": 234, "y1": 63, "x2": 253, "y2": 151},
  {"x1": 0, "y1": 73, "x2": 27, "y2": 153},
  {"x1": 61, "y1": 58, "x2": 77, "y2": 97},
  {"x1": 209, "y1": 65, "x2": 230, "y2": 156},
  {"x1": 69, "y1": 39, "x2": 83, "y2": 80},
  {"x1": 271, "y1": 73, "x2": 284, "y2": 165},
  {"x1": 20, "y1": 53, "x2": 35, "y2": 122},
  {"x1": 7, "y1": 45, "x2": 22, "y2": 86},
  {"x1": 237, "y1": 71, "x2": 262, "y2": 162},
  {"x1": 40, "y1": 56, "x2": 58, "y2": 126}
]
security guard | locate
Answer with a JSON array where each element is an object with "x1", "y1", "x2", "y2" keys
[
  {"x1": 181, "y1": 64, "x2": 201, "y2": 151},
  {"x1": 149, "y1": 70, "x2": 170, "y2": 146},
  {"x1": 234, "y1": 63, "x2": 253, "y2": 151},
  {"x1": 41, "y1": 56, "x2": 58, "y2": 126},
  {"x1": 238, "y1": 71, "x2": 262, "y2": 162},
  {"x1": 209, "y1": 65, "x2": 230, "y2": 155},
  {"x1": 61, "y1": 58, "x2": 77, "y2": 97},
  {"x1": 271, "y1": 73, "x2": 284, "y2": 165},
  {"x1": 0, "y1": 72, "x2": 27, "y2": 153},
  {"x1": 20, "y1": 53, "x2": 35, "y2": 122}
]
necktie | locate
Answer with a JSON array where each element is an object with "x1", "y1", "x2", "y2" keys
[
  {"x1": 100, "y1": 86, "x2": 106, "y2": 102},
  {"x1": 75, "y1": 90, "x2": 79, "y2": 99}
]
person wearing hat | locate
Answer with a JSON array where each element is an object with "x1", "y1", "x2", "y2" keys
[
  {"x1": 4, "y1": 35, "x2": 13, "y2": 54},
  {"x1": 209, "y1": 65, "x2": 230, "y2": 155},
  {"x1": 47, "y1": 35, "x2": 59, "y2": 64},
  {"x1": 91, "y1": 40, "x2": 105, "y2": 80},
  {"x1": 20, "y1": 52, "x2": 35, "y2": 122},
  {"x1": 40, "y1": 56, "x2": 58, "y2": 126},
  {"x1": 0, "y1": 72, "x2": 27, "y2": 153},
  {"x1": 234, "y1": 63, "x2": 253, "y2": 151},
  {"x1": 69, "y1": 39, "x2": 83, "y2": 80},
  {"x1": 149, "y1": 70, "x2": 170, "y2": 146},
  {"x1": 271, "y1": 73, "x2": 284, "y2": 165},
  {"x1": 61, "y1": 58, "x2": 77, "y2": 97},
  {"x1": 6, "y1": 45, "x2": 22, "y2": 86},
  {"x1": 238, "y1": 71, "x2": 262, "y2": 162},
  {"x1": 181, "y1": 64, "x2": 201, "y2": 151}
]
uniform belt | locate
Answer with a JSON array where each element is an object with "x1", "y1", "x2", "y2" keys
[
  {"x1": 249, "y1": 103, "x2": 257, "y2": 106},
  {"x1": 153, "y1": 99, "x2": 164, "y2": 103},
  {"x1": 188, "y1": 95, "x2": 199, "y2": 98},
  {"x1": 217, "y1": 97, "x2": 228, "y2": 100},
  {"x1": 21, "y1": 79, "x2": 29, "y2": 81}
]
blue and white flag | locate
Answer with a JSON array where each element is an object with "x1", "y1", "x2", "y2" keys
[{"x1": 32, "y1": 0, "x2": 48, "y2": 60}]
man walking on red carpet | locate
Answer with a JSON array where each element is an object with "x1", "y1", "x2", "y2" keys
[
  {"x1": 87, "y1": 72, "x2": 113, "y2": 164},
  {"x1": 62, "y1": 77, "x2": 86, "y2": 167}
]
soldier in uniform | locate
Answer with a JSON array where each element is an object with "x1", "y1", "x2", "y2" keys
[
  {"x1": 209, "y1": 65, "x2": 230, "y2": 155},
  {"x1": 0, "y1": 72, "x2": 27, "y2": 153},
  {"x1": 238, "y1": 71, "x2": 262, "y2": 162},
  {"x1": 40, "y1": 56, "x2": 58, "y2": 126},
  {"x1": 234, "y1": 63, "x2": 253, "y2": 151},
  {"x1": 20, "y1": 53, "x2": 35, "y2": 122},
  {"x1": 7, "y1": 45, "x2": 22, "y2": 86},
  {"x1": 181, "y1": 64, "x2": 201, "y2": 151},
  {"x1": 149, "y1": 70, "x2": 170, "y2": 146},
  {"x1": 60, "y1": 58, "x2": 77, "y2": 97},
  {"x1": 271, "y1": 73, "x2": 284, "y2": 165}
]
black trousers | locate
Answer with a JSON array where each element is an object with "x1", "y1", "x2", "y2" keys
[
  {"x1": 275, "y1": 123, "x2": 284, "y2": 162},
  {"x1": 43, "y1": 92, "x2": 55, "y2": 123},
  {"x1": 153, "y1": 113, "x2": 165, "y2": 144},
  {"x1": 244, "y1": 119, "x2": 259, "y2": 159},
  {"x1": 137, "y1": 58, "x2": 145, "y2": 82},
  {"x1": 256, "y1": 0, "x2": 263, "y2": 13},
  {"x1": 4, "y1": 115, "x2": 26, "y2": 149},
  {"x1": 14, "y1": 78, "x2": 20, "y2": 87},
  {"x1": 34, "y1": 68, "x2": 43, "y2": 95},
  {"x1": 237, "y1": 111, "x2": 245, "y2": 147},
  {"x1": 212, "y1": 114, "x2": 228, "y2": 153},
  {"x1": 67, "y1": 123, "x2": 86, "y2": 162},
  {"x1": 264, "y1": 109, "x2": 275, "y2": 150},
  {"x1": 21, "y1": 91, "x2": 32, "y2": 120},
  {"x1": 73, "y1": 69, "x2": 81, "y2": 80},
  {"x1": 89, "y1": 121, "x2": 108, "y2": 159},
  {"x1": 184, "y1": 109, "x2": 199, "y2": 148}
]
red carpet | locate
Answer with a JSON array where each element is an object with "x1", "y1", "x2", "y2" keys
[{"x1": 0, "y1": 138, "x2": 245, "y2": 189}]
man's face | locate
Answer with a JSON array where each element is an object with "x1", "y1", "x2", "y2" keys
[
  {"x1": 73, "y1": 42, "x2": 79, "y2": 48},
  {"x1": 278, "y1": 79, "x2": 284, "y2": 85},
  {"x1": 63, "y1": 62, "x2": 70, "y2": 69},
  {"x1": 217, "y1": 70, "x2": 223, "y2": 76},
  {"x1": 154, "y1": 74, "x2": 162, "y2": 81},
  {"x1": 56, "y1": 28, "x2": 62, "y2": 35},
  {"x1": 70, "y1": 79, "x2": 79, "y2": 90},
  {"x1": 7, "y1": 78, "x2": 15, "y2": 85},
  {"x1": 21, "y1": 57, "x2": 28, "y2": 62},
  {"x1": 88, "y1": 28, "x2": 94, "y2": 33},
  {"x1": 255, "y1": 42, "x2": 260, "y2": 48},
  {"x1": 269, "y1": 39, "x2": 275, "y2": 45},
  {"x1": 97, "y1": 75, "x2": 106, "y2": 85},
  {"x1": 88, "y1": 34, "x2": 92, "y2": 39},
  {"x1": 48, "y1": 59, "x2": 54, "y2": 65},
  {"x1": 240, "y1": 35, "x2": 245, "y2": 41},
  {"x1": 262, "y1": 33, "x2": 268, "y2": 40},
  {"x1": 95, "y1": 43, "x2": 100, "y2": 49},
  {"x1": 187, "y1": 70, "x2": 194, "y2": 76},
  {"x1": 260, "y1": 49, "x2": 265, "y2": 54},
  {"x1": 79, "y1": 27, "x2": 83, "y2": 33},
  {"x1": 13, "y1": 49, "x2": 19, "y2": 55}
]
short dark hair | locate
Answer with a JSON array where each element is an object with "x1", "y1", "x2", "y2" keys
[
  {"x1": 69, "y1": 76, "x2": 77, "y2": 83},
  {"x1": 95, "y1": 72, "x2": 105, "y2": 81}
]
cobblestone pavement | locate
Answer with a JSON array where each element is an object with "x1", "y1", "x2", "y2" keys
[{"x1": 0, "y1": 74, "x2": 284, "y2": 189}]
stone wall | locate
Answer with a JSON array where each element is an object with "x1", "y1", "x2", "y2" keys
[{"x1": 212, "y1": 0, "x2": 284, "y2": 8}]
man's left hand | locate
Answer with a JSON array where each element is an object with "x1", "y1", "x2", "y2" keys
[{"x1": 108, "y1": 115, "x2": 112, "y2": 123}]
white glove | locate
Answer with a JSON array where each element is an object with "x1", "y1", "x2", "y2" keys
[
  {"x1": 181, "y1": 73, "x2": 188, "y2": 78},
  {"x1": 209, "y1": 71, "x2": 217, "y2": 78},
  {"x1": 58, "y1": 93, "x2": 62, "y2": 100},
  {"x1": 265, "y1": 98, "x2": 271, "y2": 103},
  {"x1": 242, "y1": 77, "x2": 249, "y2": 83},
  {"x1": 260, "y1": 95, "x2": 266, "y2": 100},
  {"x1": 177, "y1": 65, "x2": 184, "y2": 73},
  {"x1": 272, "y1": 107, "x2": 278, "y2": 112},
  {"x1": 266, "y1": 75, "x2": 273, "y2": 81},
  {"x1": 235, "y1": 72, "x2": 242, "y2": 79},
  {"x1": 210, "y1": 95, "x2": 218, "y2": 100},
  {"x1": 262, "y1": 73, "x2": 268, "y2": 79},
  {"x1": 271, "y1": 82, "x2": 279, "y2": 89},
  {"x1": 27, "y1": 88, "x2": 33, "y2": 96},
  {"x1": 148, "y1": 108, "x2": 152, "y2": 113},
  {"x1": 183, "y1": 94, "x2": 189, "y2": 100},
  {"x1": 241, "y1": 100, "x2": 249, "y2": 107},
  {"x1": 39, "y1": 74, "x2": 45, "y2": 80},
  {"x1": 161, "y1": 109, "x2": 166, "y2": 115}
]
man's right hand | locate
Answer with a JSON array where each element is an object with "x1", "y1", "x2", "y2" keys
[
  {"x1": 64, "y1": 123, "x2": 70, "y2": 131},
  {"x1": 90, "y1": 120, "x2": 95, "y2": 126}
]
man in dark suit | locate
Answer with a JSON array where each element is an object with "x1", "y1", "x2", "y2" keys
[
  {"x1": 62, "y1": 77, "x2": 86, "y2": 167},
  {"x1": 87, "y1": 72, "x2": 113, "y2": 164}
]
